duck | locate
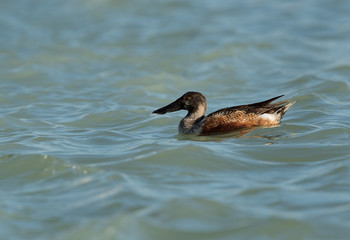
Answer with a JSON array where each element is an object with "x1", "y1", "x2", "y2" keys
[{"x1": 152, "y1": 91, "x2": 295, "y2": 135}]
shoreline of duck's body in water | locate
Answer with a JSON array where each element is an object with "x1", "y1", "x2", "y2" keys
[{"x1": 153, "y1": 92, "x2": 295, "y2": 135}]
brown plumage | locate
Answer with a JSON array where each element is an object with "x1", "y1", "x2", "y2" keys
[{"x1": 153, "y1": 92, "x2": 295, "y2": 135}]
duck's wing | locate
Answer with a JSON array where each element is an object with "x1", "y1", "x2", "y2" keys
[{"x1": 207, "y1": 95, "x2": 286, "y2": 117}]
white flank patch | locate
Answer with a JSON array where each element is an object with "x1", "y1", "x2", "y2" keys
[{"x1": 259, "y1": 113, "x2": 278, "y2": 122}]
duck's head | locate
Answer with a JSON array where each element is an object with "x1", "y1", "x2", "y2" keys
[{"x1": 153, "y1": 91, "x2": 207, "y2": 115}]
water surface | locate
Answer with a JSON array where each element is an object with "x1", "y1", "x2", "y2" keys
[{"x1": 1, "y1": 0, "x2": 350, "y2": 239}]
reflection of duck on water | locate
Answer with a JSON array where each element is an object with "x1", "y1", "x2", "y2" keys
[{"x1": 153, "y1": 92, "x2": 295, "y2": 135}]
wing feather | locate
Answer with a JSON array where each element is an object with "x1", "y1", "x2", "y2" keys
[{"x1": 207, "y1": 95, "x2": 285, "y2": 117}]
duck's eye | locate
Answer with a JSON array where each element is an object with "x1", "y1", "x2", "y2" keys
[{"x1": 187, "y1": 97, "x2": 191, "y2": 100}]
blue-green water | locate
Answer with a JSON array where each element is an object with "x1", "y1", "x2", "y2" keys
[{"x1": 1, "y1": 0, "x2": 350, "y2": 239}]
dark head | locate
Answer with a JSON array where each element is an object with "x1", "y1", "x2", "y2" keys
[{"x1": 153, "y1": 92, "x2": 207, "y2": 115}]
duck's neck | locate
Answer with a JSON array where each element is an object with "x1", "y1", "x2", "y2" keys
[{"x1": 179, "y1": 104, "x2": 207, "y2": 134}]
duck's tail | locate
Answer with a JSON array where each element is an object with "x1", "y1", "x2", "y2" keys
[{"x1": 274, "y1": 100, "x2": 296, "y2": 120}]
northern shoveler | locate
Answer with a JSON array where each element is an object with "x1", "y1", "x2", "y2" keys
[{"x1": 152, "y1": 91, "x2": 295, "y2": 135}]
